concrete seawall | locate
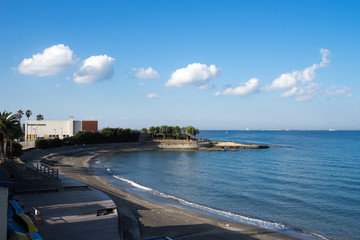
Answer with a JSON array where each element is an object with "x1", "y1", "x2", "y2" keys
[{"x1": 143, "y1": 140, "x2": 201, "y2": 149}]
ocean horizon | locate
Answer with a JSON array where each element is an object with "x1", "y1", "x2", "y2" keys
[{"x1": 91, "y1": 130, "x2": 360, "y2": 240}]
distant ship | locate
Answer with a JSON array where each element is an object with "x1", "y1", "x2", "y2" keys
[{"x1": 329, "y1": 129, "x2": 336, "y2": 131}]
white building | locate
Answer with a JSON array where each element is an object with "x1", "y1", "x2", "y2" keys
[{"x1": 24, "y1": 117, "x2": 97, "y2": 141}]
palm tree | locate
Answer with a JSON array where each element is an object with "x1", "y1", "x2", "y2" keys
[
  {"x1": 16, "y1": 110, "x2": 24, "y2": 123},
  {"x1": 148, "y1": 126, "x2": 160, "y2": 138},
  {"x1": 185, "y1": 126, "x2": 200, "y2": 140},
  {"x1": 173, "y1": 126, "x2": 181, "y2": 139},
  {"x1": 0, "y1": 111, "x2": 21, "y2": 158},
  {"x1": 36, "y1": 114, "x2": 44, "y2": 120},
  {"x1": 160, "y1": 125, "x2": 170, "y2": 139},
  {"x1": 25, "y1": 110, "x2": 32, "y2": 120},
  {"x1": 15, "y1": 110, "x2": 24, "y2": 133}
]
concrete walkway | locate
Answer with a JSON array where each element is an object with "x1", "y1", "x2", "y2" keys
[{"x1": 16, "y1": 179, "x2": 120, "y2": 240}]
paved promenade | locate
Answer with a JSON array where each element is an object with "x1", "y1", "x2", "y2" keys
[{"x1": 16, "y1": 180, "x2": 120, "y2": 240}]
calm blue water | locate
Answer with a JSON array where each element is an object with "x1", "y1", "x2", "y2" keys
[{"x1": 92, "y1": 131, "x2": 360, "y2": 240}]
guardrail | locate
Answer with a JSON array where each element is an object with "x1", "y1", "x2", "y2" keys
[{"x1": 37, "y1": 162, "x2": 59, "y2": 180}]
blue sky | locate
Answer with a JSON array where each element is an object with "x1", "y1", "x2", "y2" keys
[{"x1": 1, "y1": 0, "x2": 359, "y2": 130}]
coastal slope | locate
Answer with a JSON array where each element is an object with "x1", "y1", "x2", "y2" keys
[{"x1": 21, "y1": 143, "x2": 299, "y2": 240}]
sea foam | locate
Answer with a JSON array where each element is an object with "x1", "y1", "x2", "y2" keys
[{"x1": 111, "y1": 174, "x2": 328, "y2": 240}]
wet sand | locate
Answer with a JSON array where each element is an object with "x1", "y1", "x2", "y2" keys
[{"x1": 22, "y1": 144, "x2": 299, "y2": 240}]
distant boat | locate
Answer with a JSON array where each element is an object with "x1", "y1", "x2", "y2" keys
[{"x1": 329, "y1": 129, "x2": 336, "y2": 131}]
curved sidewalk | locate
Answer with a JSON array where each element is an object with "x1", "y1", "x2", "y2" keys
[{"x1": 16, "y1": 179, "x2": 120, "y2": 240}]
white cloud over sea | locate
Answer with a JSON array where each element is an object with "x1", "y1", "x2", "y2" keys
[
  {"x1": 263, "y1": 49, "x2": 331, "y2": 91},
  {"x1": 147, "y1": 93, "x2": 159, "y2": 99},
  {"x1": 133, "y1": 67, "x2": 159, "y2": 79},
  {"x1": 213, "y1": 49, "x2": 351, "y2": 101},
  {"x1": 165, "y1": 63, "x2": 221, "y2": 89},
  {"x1": 324, "y1": 86, "x2": 352, "y2": 98},
  {"x1": 17, "y1": 44, "x2": 78, "y2": 76},
  {"x1": 215, "y1": 78, "x2": 259, "y2": 96},
  {"x1": 73, "y1": 55, "x2": 115, "y2": 84},
  {"x1": 260, "y1": 49, "x2": 347, "y2": 101}
]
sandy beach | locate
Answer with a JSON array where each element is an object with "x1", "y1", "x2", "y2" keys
[{"x1": 21, "y1": 143, "x2": 299, "y2": 240}]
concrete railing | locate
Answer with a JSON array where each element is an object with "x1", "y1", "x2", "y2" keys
[
  {"x1": 37, "y1": 162, "x2": 59, "y2": 180},
  {"x1": 157, "y1": 141, "x2": 199, "y2": 149},
  {"x1": 20, "y1": 141, "x2": 35, "y2": 150}
]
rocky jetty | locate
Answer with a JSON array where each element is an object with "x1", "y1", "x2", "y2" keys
[
  {"x1": 199, "y1": 140, "x2": 271, "y2": 151},
  {"x1": 144, "y1": 139, "x2": 286, "y2": 151}
]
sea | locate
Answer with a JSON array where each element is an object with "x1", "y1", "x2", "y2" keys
[{"x1": 90, "y1": 130, "x2": 360, "y2": 240}]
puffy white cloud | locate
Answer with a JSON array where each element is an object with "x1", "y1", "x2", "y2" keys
[
  {"x1": 73, "y1": 55, "x2": 115, "y2": 84},
  {"x1": 215, "y1": 78, "x2": 260, "y2": 96},
  {"x1": 280, "y1": 87, "x2": 298, "y2": 98},
  {"x1": 320, "y1": 48, "x2": 331, "y2": 67},
  {"x1": 165, "y1": 63, "x2": 221, "y2": 89},
  {"x1": 133, "y1": 67, "x2": 159, "y2": 79},
  {"x1": 295, "y1": 83, "x2": 323, "y2": 101},
  {"x1": 147, "y1": 93, "x2": 159, "y2": 99},
  {"x1": 281, "y1": 85, "x2": 352, "y2": 101},
  {"x1": 263, "y1": 49, "x2": 331, "y2": 91},
  {"x1": 324, "y1": 86, "x2": 352, "y2": 98},
  {"x1": 266, "y1": 72, "x2": 298, "y2": 90},
  {"x1": 17, "y1": 44, "x2": 78, "y2": 76},
  {"x1": 280, "y1": 83, "x2": 322, "y2": 101}
]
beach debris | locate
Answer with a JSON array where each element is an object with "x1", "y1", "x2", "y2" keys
[{"x1": 96, "y1": 207, "x2": 117, "y2": 216}]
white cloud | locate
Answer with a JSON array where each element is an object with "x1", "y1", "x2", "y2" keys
[
  {"x1": 147, "y1": 93, "x2": 159, "y2": 99},
  {"x1": 320, "y1": 48, "x2": 331, "y2": 67},
  {"x1": 280, "y1": 87, "x2": 298, "y2": 98},
  {"x1": 215, "y1": 78, "x2": 259, "y2": 96},
  {"x1": 263, "y1": 49, "x2": 331, "y2": 91},
  {"x1": 280, "y1": 83, "x2": 322, "y2": 101},
  {"x1": 265, "y1": 72, "x2": 298, "y2": 90},
  {"x1": 165, "y1": 63, "x2": 221, "y2": 88},
  {"x1": 17, "y1": 44, "x2": 78, "y2": 76},
  {"x1": 73, "y1": 55, "x2": 115, "y2": 84},
  {"x1": 281, "y1": 85, "x2": 352, "y2": 101},
  {"x1": 133, "y1": 67, "x2": 159, "y2": 79},
  {"x1": 295, "y1": 83, "x2": 323, "y2": 101},
  {"x1": 324, "y1": 86, "x2": 352, "y2": 98},
  {"x1": 55, "y1": 83, "x2": 62, "y2": 88},
  {"x1": 138, "y1": 82, "x2": 145, "y2": 86}
]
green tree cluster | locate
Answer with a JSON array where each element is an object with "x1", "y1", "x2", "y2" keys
[
  {"x1": 35, "y1": 128, "x2": 140, "y2": 149},
  {"x1": 147, "y1": 125, "x2": 199, "y2": 140}
]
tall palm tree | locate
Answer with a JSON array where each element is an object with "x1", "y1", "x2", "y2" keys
[
  {"x1": 36, "y1": 114, "x2": 44, "y2": 120},
  {"x1": 25, "y1": 110, "x2": 32, "y2": 120},
  {"x1": 16, "y1": 110, "x2": 24, "y2": 122},
  {"x1": 16, "y1": 110, "x2": 24, "y2": 133},
  {"x1": 0, "y1": 111, "x2": 21, "y2": 158}
]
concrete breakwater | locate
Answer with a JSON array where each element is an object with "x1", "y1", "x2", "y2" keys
[{"x1": 145, "y1": 140, "x2": 271, "y2": 151}]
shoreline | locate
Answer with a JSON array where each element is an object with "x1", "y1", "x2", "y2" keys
[{"x1": 22, "y1": 143, "x2": 301, "y2": 240}]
